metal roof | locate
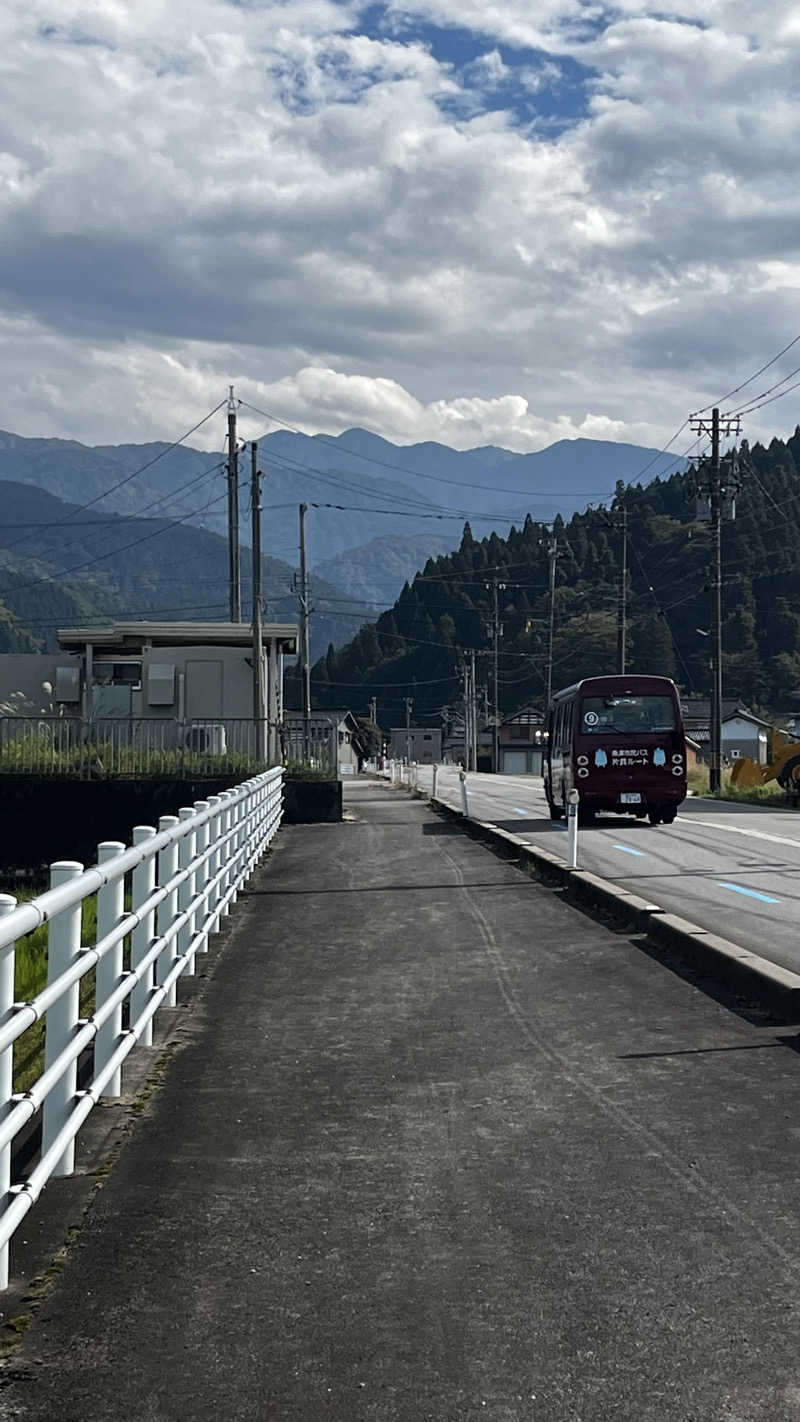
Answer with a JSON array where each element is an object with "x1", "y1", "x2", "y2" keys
[{"x1": 57, "y1": 620, "x2": 298, "y2": 653}]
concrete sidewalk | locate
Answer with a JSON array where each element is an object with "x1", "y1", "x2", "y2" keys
[{"x1": 2, "y1": 779, "x2": 800, "y2": 1420}]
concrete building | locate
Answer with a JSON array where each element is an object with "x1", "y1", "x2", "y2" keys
[
  {"x1": 0, "y1": 620, "x2": 298, "y2": 764},
  {"x1": 388, "y1": 726, "x2": 442, "y2": 764}
]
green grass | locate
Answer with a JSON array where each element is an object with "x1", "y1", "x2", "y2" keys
[
  {"x1": 687, "y1": 766, "x2": 793, "y2": 807},
  {"x1": 283, "y1": 759, "x2": 337, "y2": 781},
  {"x1": 0, "y1": 889, "x2": 99, "y2": 1092},
  {"x1": 0, "y1": 735, "x2": 275, "y2": 779}
]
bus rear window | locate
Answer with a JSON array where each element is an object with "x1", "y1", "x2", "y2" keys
[{"x1": 580, "y1": 695, "x2": 677, "y2": 735}]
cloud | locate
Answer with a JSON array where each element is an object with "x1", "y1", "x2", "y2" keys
[{"x1": 0, "y1": 0, "x2": 799, "y2": 468}]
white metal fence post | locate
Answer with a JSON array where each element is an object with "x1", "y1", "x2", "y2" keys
[
  {"x1": 459, "y1": 770, "x2": 469, "y2": 816},
  {"x1": 0, "y1": 895, "x2": 17, "y2": 1289},
  {"x1": 156, "y1": 817, "x2": 180, "y2": 1006},
  {"x1": 230, "y1": 794, "x2": 242, "y2": 905},
  {"x1": 220, "y1": 794, "x2": 233, "y2": 918},
  {"x1": 567, "y1": 788, "x2": 580, "y2": 869},
  {"x1": 94, "y1": 841, "x2": 126, "y2": 1098},
  {"x1": 130, "y1": 825, "x2": 157, "y2": 1045},
  {"x1": 206, "y1": 795, "x2": 223, "y2": 933},
  {"x1": 193, "y1": 802, "x2": 210, "y2": 955},
  {"x1": 177, "y1": 808, "x2": 197, "y2": 976},
  {"x1": 41, "y1": 861, "x2": 84, "y2": 1177}
]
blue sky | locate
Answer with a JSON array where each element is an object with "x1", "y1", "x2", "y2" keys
[
  {"x1": 1, "y1": 0, "x2": 800, "y2": 457},
  {"x1": 351, "y1": 5, "x2": 596, "y2": 129}
]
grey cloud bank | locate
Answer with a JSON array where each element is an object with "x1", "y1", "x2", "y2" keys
[{"x1": 0, "y1": 0, "x2": 799, "y2": 453}]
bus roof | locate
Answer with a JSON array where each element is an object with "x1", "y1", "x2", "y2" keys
[{"x1": 551, "y1": 674, "x2": 679, "y2": 703}]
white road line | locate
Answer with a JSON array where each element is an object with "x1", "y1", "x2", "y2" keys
[{"x1": 677, "y1": 816, "x2": 800, "y2": 851}]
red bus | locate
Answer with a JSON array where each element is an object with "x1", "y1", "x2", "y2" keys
[{"x1": 543, "y1": 674, "x2": 687, "y2": 826}]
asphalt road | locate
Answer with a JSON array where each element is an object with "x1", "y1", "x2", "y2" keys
[
  {"x1": 415, "y1": 767, "x2": 800, "y2": 973},
  {"x1": 5, "y1": 780, "x2": 800, "y2": 1421}
]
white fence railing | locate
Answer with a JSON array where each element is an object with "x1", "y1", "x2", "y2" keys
[{"x1": 0, "y1": 767, "x2": 283, "y2": 1288}]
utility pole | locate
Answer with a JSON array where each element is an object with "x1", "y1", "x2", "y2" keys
[
  {"x1": 250, "y1": 442, "x2": 265, "y2": 760},
  {"x1": 545, "y1": 533, "x2": 558, "y2": 711},
  {"x1": 617, "y1": 502, "x2": 628, "y2": 675},
  {"x1": 485, "y1": 576, "x2": 505, "y2": 772},
  {"x1": 369, "y1": 696, "x2": 377, "y2": 725},
  {"x1": 299, "y1": 503, "x2": 311, "y2": 760},
  {"x1": 405, "y1": 696, "x2": 413, "y2": 763},
  {"x1": 460, "y1": 654, "x2": 477, "y2": 771},
  {"x1": 227, "y1": 385, "x2": 241, "y2": 622},
  {"x1": 689, "y1": 406, "x2": 741, "y2": 793},
  {"x1": 461, "y1": 657, "x2": 470, "y2": 769},
  {"x1": 470, "y1": 650, "x2": 477, "y2": 771}
]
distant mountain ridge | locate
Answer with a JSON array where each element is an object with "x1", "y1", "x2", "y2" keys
[{"x1": 0, "y1": 425, "x2": 685, "y2": 607}]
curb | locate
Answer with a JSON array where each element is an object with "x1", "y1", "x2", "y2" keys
[{"x1": 428, "y1": 794, "x2": 800, "y2": 1016}]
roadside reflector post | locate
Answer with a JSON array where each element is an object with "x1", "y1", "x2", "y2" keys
[
  {"x1": 459, "y1": 769, "x2": 469, "y2": 817},
  {"x1": 567, "y1": 788, "x2": 579, "y2": 868},
  {"x1": 432, "y1": 765, "x2": 438, "y2": 800}
]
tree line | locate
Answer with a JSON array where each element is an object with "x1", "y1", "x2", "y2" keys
[{"x1": 287, "y1": 427, "x2": 800, "y2": 725}]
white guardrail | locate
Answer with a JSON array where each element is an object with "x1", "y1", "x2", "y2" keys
[{"x1": 0, "y1": 767, "x2": 283, "y2": 1288}]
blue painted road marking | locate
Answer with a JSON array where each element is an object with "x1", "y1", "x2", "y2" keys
[
  {"x1": 513, "y1": 808, "x2": 529, "y2": 816},
  {"x1": 612, "y1": 844, "x2": 646, "y2": 857},
  {"x1": 719, "y1": 882, "x2": 780, "y2": 904}
]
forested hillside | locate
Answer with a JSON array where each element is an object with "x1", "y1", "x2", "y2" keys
[
  {"x1": 0, "y1": 482, "x2": 365, "y2": 660},
  {"x1": 291, "y1": 430, "x2": 800, "y2": 725}
]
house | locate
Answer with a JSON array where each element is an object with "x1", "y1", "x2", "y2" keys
[
  {"x1": 284, "y1": 710, "x2": 363, "y2": 775},
  {"x1": 0, "y1": 620, "x2": 298, "y2": 764},
  {"x1": 680, "y1": 698, "x2": 773, "y2": 765},
  {"x1": 388, "y1": 726, "x2": 442, "y2": 764},
  {"x1": 498, "y1": 706, "x2": 545, "y2": 775}
]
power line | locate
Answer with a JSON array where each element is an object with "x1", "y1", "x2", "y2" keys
[
  {"x1": 0, "y1": 486, "x2": 230, "y2": 601},
  {"x1": 238, "y1": 399, "x2": 617, "y2": 503},
  {"x1": 0, "y1": 400, "x2": 227, "y2": 560},
  {"x1": 694, "y1": 332, "x2": 800, "y2": 414}
]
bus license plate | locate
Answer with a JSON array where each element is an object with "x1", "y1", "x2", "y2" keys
[{"x1": 620, "y1": 793, "x2": 641, "y2": 804}]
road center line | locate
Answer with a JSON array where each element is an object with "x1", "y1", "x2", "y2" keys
[
  {"x1": 718, "y1": 882, "x2": 781, "y2": 904},
  {"x1": 611, "y1": 844, "x2": 646, "y2": 857}
]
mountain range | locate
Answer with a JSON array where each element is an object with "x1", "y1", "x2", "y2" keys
[{"x1": 0, "y1": 425, "x2": 685, "y2": 609}]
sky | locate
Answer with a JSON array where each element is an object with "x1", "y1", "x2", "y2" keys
[{"x1": 2, "y1": 0, "x2": 800, "y2": 457}]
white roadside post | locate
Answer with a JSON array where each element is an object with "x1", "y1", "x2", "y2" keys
[
  {"x1": 459, "y1": 769, "x2": 469, "y2": 817},
  {"x1": 0, "y1": 895, "x2": 17, "y2": 1288},
  {"x1": 567, "y1": 788, "x2": 580, "y2": 869},
  {"x1": 432, "y1": 764, "x2": 439, "y2": 801}
]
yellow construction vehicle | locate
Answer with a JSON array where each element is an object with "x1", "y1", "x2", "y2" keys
[{"x1": 730, "y1": 729, "x2": 800, "y2": 796}]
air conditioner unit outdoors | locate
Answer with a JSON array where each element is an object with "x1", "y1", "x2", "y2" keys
[{"x1": 184, "y1": 723, "x2": 227, "y2": 754}]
